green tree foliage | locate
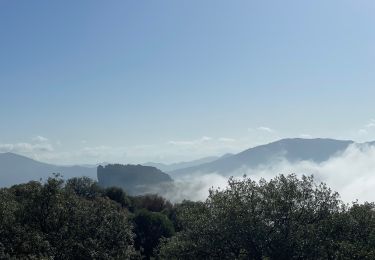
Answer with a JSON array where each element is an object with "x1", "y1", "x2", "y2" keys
[
  {"x1": 105, "y1": 186, "x2": 131, "y2": 208},
  {"x1": 2, "y1": 174, "x2": 375, "y2": 259},
  {"x1": 133, "y1": 209, "x2": 175, "y2": 259},
  {"x1": 158, "y1": 174, "x2": 375, "y2": 259},
  {"x1": 132, "y1": 194, "x2": 173, "y2": 213},
  {"x1": 65, "y1": 176, "x2": 102, "y2": 199},
  {"x1": 333, "y1": 202, "x2": 375, "y2": 259},
  {"x1": 0, "y1": 176, "x2": 138, "y2": 259}
]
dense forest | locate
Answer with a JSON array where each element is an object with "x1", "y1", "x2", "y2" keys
[{"x1": 1, "y1": 174, "x2": 375, "y2": 259}]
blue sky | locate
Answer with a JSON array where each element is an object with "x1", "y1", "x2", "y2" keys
[{"x1": 0, "y1": 0, "x2": 374, "y2": 164}]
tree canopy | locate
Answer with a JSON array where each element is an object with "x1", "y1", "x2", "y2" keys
[
  {"x1": 158, "y1": 174, "x2": 375, "y2": 259},
  {"x1": 1, "y1": 174, "x2": 375, "y2": 259},
  {"x1": 0, "y1": 176, "x2": 137, "y2": 259}
]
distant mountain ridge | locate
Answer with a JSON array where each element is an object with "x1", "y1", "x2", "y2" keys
[
  {"x1": 169, "y1": 138, "x2": 360, "y2": 177},
  {"x1": 144, "y1": 154, "x2": 233, "y2": 172},
  {"x1": 0, "y1": 152, "x2": 96, "y2": 187},
  {"x1": 1, "y1": 138, "x2": 374, "y2": 187}
]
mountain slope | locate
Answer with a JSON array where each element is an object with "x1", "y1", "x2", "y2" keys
[
  {"x1": 144, "y1": 154, "x2": 233, "y2": 172},
  {"x1": 0, "y1": 153, "x2": 96, "y2": 187},
  {"x1": 169, "y1": 138, "x2": 355, "y2": 177},
  {"x1": 97, "y1": 164, "x2": 173, "y2": 195}
]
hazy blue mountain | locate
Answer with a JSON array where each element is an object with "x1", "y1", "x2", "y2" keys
[
  {"x1": 2, "y1": 138, "x2": 373, "y2": 187},
  {"x1": 0, "y1": 153, "x2": 96, "y2": 187},
  {"x1": 97, "y1": 164, "x2": 173, "y2": 195},
  {"x1": 169, "y1": 138, "x2": 356, "y2": 177},
  {"x1": 144, "y1": 154, "x2": 233, "y2": 172}
]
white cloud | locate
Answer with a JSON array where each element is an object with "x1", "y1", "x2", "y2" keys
[
  {"x1": 366, "y1": 121, "x2": 375, "y2": 128},
  {"x1": 257, "y1": 126, "x2": 275, "y2": 133},
  {"x1": 32, "y1": 136, "x2": 49, "y2": 143},
  {"x1": 168, "y1": 140, "x2": 195, "y2": 146},
  {"x1": 299, "y1": 134, "x2": 312, "y2": 138},
  {"x1": 81, "y1": 145, "x2": 112, "y2": 156},
  {"x1": 218, "y1": 137, "x2": 236, "y2": 142},
  {"x1": 358, "y1": 129, "x2": 368, "y2": 135},
  {"x1": 168, "y1": 136, "x2": 213, "y2": 146},
  {"x1": 246, "y1": 144, "x2": 375, "y2": 203},
  {"x1": 168, "y1": 144, "x2": 375, "y2": 203},
  {"x1": 0, "y1": 136, "x2": 56, "y2": 163},
  {"x1": 0, "y1": 142, "x2": 54, "y2": 153},
  {"x1": 160, "y1": 173, "x2": 228, "y2": 202},
  {"x1": 357, "y1": 119, "x2": 375, "y2": 137}
]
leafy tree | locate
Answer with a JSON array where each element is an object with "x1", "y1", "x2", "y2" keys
[
  {"x1": 0, "y1": 176, "x2": 138, "y2": 259},
  {"x1": 105, "y1": 186, "x2": 131, "y2": 208},
  {"x1": 133, "y1": 209, "x2": 175, "y2": 259},
  {"x1": 158, "y1": 174, "x2": 343, "y2": 259},
  {"x1": 65, "y1": 176, "x2": 103, "y2": 199},
  {"x1": 132, "y1": 194, "x2": 173, "y2": 213},
  {"x1": 333, "y1": 202, "x2": 375, "y2": 259},
  {"x1": 3, "y1": 173, "x2": 375, "y2": 259}
]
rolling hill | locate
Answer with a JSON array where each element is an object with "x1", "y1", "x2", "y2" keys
[
  {"x1": 168, "y1": 138, "x2": 357, "y2": 177},
  {"x1": 0, "y1": 152, "x2": 96, "y2": 187},
  {"x1": 143, "y1": 154, "x2": 233, "y2": 172}
]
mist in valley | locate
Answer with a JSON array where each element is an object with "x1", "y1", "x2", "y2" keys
[{"x1": 159, "y1": 144, "x2": 375, "y2": 203}]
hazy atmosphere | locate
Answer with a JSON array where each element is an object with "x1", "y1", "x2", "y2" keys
[
  {"x1": 1, "y1": 1, "x2": 375, "y2": 259},
  {"x1": 1, "y1": 0, "x2": 375, "y2": 165}
]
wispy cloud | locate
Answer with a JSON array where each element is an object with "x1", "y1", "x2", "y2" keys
[
  {"x1": 365, "y1": 119, "x2": 375, "y2": 129},
  {"x1": 358, "y1": 119, "x2": 375, "y2": 136},
  {"x1": 0, "y1": 142, "x2": 54, "y2": 153},
  {"x1": 168, "y1": 136, "x2": 213, "y2": 146},
  {"x1": 358, "y1": 129, "x2": 368, "y2": 136},
  {"x1": 0, "y1": 136, "x2": 56, "y2": 162},
  {"x1": 0, "y1": 136, "x2": 53, "y2": 154},
  {"x1": 240, "y1": 143, "x2": 375, "y2": 203},
  {"x1": 218, "y1": 137, "x2": 236, "y2": 142},
  {"x1": 257, "y1": 126, "x2": 275, "y2": 133},
  {"x1": 32, "y1": 135, "x2": 49, "y2": 143}
]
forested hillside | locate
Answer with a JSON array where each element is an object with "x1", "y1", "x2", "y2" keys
[{"x1": 97, "y1": 164, "x2": 173, "y2": 195}]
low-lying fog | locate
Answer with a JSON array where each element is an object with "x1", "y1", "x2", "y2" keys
[{"x1": 159, "y1": 144, "x2": 375, "y2": 203}]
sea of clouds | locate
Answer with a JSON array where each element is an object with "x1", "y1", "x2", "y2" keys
[{"x1": 161, "y1": 144, "x2": 375, "y2": 203}]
